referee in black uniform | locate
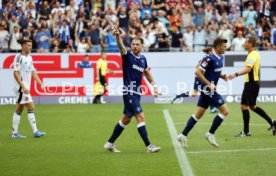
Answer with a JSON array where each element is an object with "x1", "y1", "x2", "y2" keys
[{"x1": 228, "y1": 36, "x2": 276, "y2": 136}]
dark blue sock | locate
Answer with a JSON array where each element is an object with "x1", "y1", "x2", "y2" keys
[
  {"x1": 108, "y1": 121, "x2": 125, "y2": 143},
  {"x1": 209, "y1": 114, "x2": 224, "y2": 134},
  {"x1": 176, "y1": 91, "x2": 189, "y2": 99},
  {"x1": 137, "y1": 122, "x2": 150, "y2": 147},
  {"x1": 182, "y1": 115, "x2": 198, "y2": 136}
]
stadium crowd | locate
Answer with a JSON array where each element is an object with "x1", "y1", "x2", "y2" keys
[{"x1": 0, "y1": 0, "x2": 276, "y2": 53}]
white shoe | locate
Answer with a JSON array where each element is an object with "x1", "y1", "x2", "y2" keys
[
  {"x1": 104, "y1": 142, "x2": 121, "y2": 152},
  {"x1": 205, "y1": 132, "x2": 219, "y2": 147},
  {"x1": 177, "y1": 134, "x2": 188, "y2": 148},
  {"x1": 147, "y1": 144, "x2": 161, "y2": 153}
]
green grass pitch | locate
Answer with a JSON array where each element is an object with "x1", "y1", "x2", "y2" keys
[{"x1": 0, "y1": 103, "x2": 275, "y2": 176}]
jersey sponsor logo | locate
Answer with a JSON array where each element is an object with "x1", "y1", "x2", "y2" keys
[
  {"x1": 201, "y1": 61, "x2": 208, "y2": 67},
  {"x1": 132, "y1": 64, "x2": 145, "y2": 72}
]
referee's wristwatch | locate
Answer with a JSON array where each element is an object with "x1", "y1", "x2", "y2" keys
[{"x1": 235, "y1": 72, "x2": 239, "y2": 77}]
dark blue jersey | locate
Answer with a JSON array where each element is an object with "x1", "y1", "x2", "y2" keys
[
  {"x1": 122, "y1": 51, "x2": 148, "y2": 95},
  {"x1": 78, "y1": 61, "x2": 92, "y2": 68},
  {"x1": 198, "y1": 52, "x2": 224, "y2": 88}
]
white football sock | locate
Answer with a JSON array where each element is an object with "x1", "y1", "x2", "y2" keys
[
  {"x1": 28, "y1": 111, "x2": 38, "y2": 133},
  {"x1": 12, "y1": 112, "x2": 21, "y2": 134}
]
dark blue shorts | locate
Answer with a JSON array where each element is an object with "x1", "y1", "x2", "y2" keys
[
  {"x1": 193, "y1": 77, "x2": 201, "y2": 91},
  {"x1": 123, "y1": 94, "x2": 143, "y2": 117},
  {"x1": 197, "y1": 91, "x2": 225, "y2": 109}
]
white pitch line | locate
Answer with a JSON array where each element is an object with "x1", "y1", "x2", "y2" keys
[
  {"x1": 163, "y1": 109, "x2": 194, "y2": 176},
  {"x1": 186, "y1": 147, "x2": 276, "y2": 154},
  {"x1": 174, "y1": 122, "x2": 267, "y2": 126}
]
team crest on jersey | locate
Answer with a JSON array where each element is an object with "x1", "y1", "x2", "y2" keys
[
  {"x1": 25, "y1": 97, "x2": 29, "y2": 101},
  {"x1": 201, "y1": 61, "x2": 208, "y2": 67}
]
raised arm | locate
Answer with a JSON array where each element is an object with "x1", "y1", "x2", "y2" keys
[{"x1": 113, "y1": 27, "x2": 127, "y2": 56}]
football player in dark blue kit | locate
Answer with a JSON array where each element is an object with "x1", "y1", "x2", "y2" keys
[
  {"x1": 177, "y1": 38, "x2": 229, "y2": 148},
  {"x1": 171, "y1": 47, "x2": 218, "y2": 113},
  {"x1": 104, "y1": 27, "x2": 161, "y2": 153}
]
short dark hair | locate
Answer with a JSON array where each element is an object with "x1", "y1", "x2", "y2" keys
[
  {"x1": 246, "y1": 36, "x2": 257, "y2": 47},
  {"x1": 132, "y1": 37, "x2": 144, "y2": 44},
  {"x1": 21, "y1": 39, "x2": 32, "y2": 45},
  {"x1": 213, "y1": 37, "x2": 227, "y2": 48},
  {"x1": 202, "y1": 46, "x2": 212, "y2": 54}
]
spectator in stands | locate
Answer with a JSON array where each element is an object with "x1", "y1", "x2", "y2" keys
[
  {"x1": 234, "y1": 17, "x2": 246, "y2": 37},
  {"x1": 170, "y1": 27, "x2": 183, "y2": 52},
  {"x1": 87, "y1": 23, "x2": 102, "y2": 53},
  {"x1": 0, "y1": 23, "x2": 10, "y2": 53},
  {"x1": 66, "y1": 0, "x2": 78, "y2": 21},
  {"x1": 245, "y1": 23, "x2": 257, "y2": 36},
  {"x1": 231, "y1": 30, "x2": 246, "y2": 51},
  {"x1": 51, "y1": 1, "x2": 65, "y2": 15},
  {"x1": 155, "y1": 24, "x2": 169, "y2": 52},
  {"x1": 181, "y1": 5, "x2": 194, "y2": 28},
  {"x1": 152, "y1": 0, "x2": 166, "y2": 12},
  {"x1": 102, "y1": 25, "x2": 120, "y2": 52},
  {"x1": 205, "y1": 2, "x2": 214, "y2": 23},
  {"x1": 157, "y1": 10, "x2": 170, "y2": 31},
  {"x1": 257, "y1": 0, "x2": 270, "y2": 23},
  {"x1": 59, "y1": 19, "x2": 71, "y2": 49},
  {"x1": 166, "y1": 0, "x2": 178, "y2": 15},
  {"x1": 194, "y1": 25, "x2": 206, "y2": 52},
  {"x1": 64, "y1": 38, "x2": 76, "y2": 53},
  {"x1": 206, "y1": 21, "x2": 218, "y2": 46},
  {"x1": 242, "y1": 3, "x2": 257, "y2": 28},
  {"x1": 38, "y1": 1, "x2": 51, "y2": 21},
  {"x1": 193, "y1": 7, "x2": 205, "y2": 27},
  {"x1": 75, "y1": 16, "x2": 86, "y2": 39},
  {"x1": 9, "y1": 25, "x2": 22, "y2": 52},
  {"x1": 116, "y1": 3, "x2": 129, "y2": 31},
  {"x1": 218, "y1": 22, "x2": 233, "y2": 50},
  {"x1": 24, "y1": 1, "x2": 37, "y2": 18},
  {"x1": 183, "y1": 25, "x2": 194, "y2": 52},
  {"x1": 271, "y1": 23, "x2": 276, "y2": 49},
  {"x1": 141, "y1": 0, "x2": 152, "y2": 19},
  {"x1": 35, "y1": 26, "x2": 51, "y2": 53},
  {"x1": 168, "y1": 8, "x2": 182, "y2": 31},
  {"x1": 228, "y1": 6, "x2": 241, "y2": 25},
  {"x1": 51, "y1": 32, "x2": 61, "y2": 52},
  {"x1": 142, "y1": 25, "x2": 156, "y2": 51},
  {"x1": 75, "y1": 35, "x2": 91, "y2": 53},
  {"x1": 9, "y1": 14, "x2": 19, "y2": 34},
  {"x1": 141, "y1": 10, "x2": 152, "y2": 26}
]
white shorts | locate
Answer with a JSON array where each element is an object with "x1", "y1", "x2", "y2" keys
[{"x1": 14, "y1": 91, "x2": 33, "y2": 104}]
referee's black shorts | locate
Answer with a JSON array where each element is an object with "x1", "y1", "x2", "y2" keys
[
  {"x1": 99, "y1": 75, "x2": 107, "y2": 87},
  {"x1": 241, "y1": 82, "x2": 260, "y2": 106}
]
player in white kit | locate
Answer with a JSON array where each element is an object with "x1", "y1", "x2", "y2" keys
[{"x1": 11, "y1": 39, "x2": 46, "y2": 138}]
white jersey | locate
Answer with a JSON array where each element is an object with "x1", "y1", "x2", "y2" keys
[{"x1": 13, "y1": 53, "x2": 35, "y2": 92}]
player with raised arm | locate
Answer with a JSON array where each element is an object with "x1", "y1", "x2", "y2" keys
[
  {"x1": 177, "y1": 38, "x2": 229, "y2": 148},
  {"x1": 11, "y1": 39, "x2": 46, "y2": 138},
  {"x1": 103, "y1": 27, "x2": 161, "y2": 153}
]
